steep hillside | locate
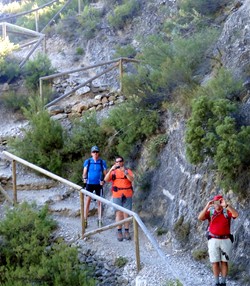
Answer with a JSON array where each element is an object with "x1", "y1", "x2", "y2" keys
[{"x1": 0, "y1": 0, "x2": 250, "y2": 284}]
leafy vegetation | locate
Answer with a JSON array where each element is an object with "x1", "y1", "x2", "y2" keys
[
  {"x1": 108, "y1": 0, "x2": 140, "y2": 30},
  {"x1": 0, "y1": 38, "x2": 20, "y2": 83},
  {"x1": 24, "y1": 53, "x2": 56, "y2": 91},
  {"x1": 177, "y1": 0, "x2": 229, "y2": 15},
  {"x1": 78, "y1": 5, "x2": 103, "y2": 40},
  {"x1": 173, "y1": 216, "x2": 190, "y2": 243},
  {"x1": 185, "y1": 70, "x2": 250, "y2": 194},
  {"x1": 123, "y1": 28, "x2": 218, "y2": 100},
  {"x1": 0, "y1": 202, "x2": 95, "y2": 286},
  {"x1": 10, "y1": 97, "x2": 64, "y2": 174}
]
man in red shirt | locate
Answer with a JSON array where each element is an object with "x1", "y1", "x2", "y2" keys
[
  {"x1": 198, "y1": 195, "x2": 239, "y2": 286},
  {"x1": 104, "y1": 156, "x2": 134, "y2": 241}
]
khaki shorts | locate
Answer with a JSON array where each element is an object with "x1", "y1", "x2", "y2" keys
[{"x1": 208, "y1": 238, "x2": 233, "y2": 263}]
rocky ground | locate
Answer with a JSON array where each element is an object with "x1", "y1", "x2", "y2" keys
[{"x1": 0, "y1": 107, "x2": 241, "y2": 286}]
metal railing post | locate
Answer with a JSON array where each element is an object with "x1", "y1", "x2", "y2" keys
[
  {"x1": 133, "y1": 217, "x2": 140, "y2": 272},
  {"x1": 12, "y1": 160, "x2": 17, "y2": 204}
]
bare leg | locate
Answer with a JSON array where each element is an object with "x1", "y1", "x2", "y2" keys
[
  {"x1": 221, "y1": 261, "x2": 228, "y2": 277},
  {"x1": 84, "y1": 196, "x2": 91, "y2": 218},
  {"x1": 116, "y1": 210, "x2": 124, "y2": 229},
  {"x1": 97, "y1": 200, "x2": 102, "y2": 220},
  {"x1": 124, "y1": 212, "x2": 130, "y2": 230},
  {"x1": 212, "y1": 262, "x2": 221, "y2": 277}
]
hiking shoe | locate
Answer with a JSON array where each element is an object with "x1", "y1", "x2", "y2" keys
[
  {"x1": 214, "y1": 283, "x2": 220, "y2": 286},
  {"x1": 220, "y1": 283, "x2": 226, "y2": 286},
  {"x1": 117, "y1": 231, "x2": 123, "y2": 242},
  {"x1": 84, "y1": 219, "x2": 88, "y2": 228},
  {"x1": 124, "y1": 231, "x2": 131, "y2": 240},
  {"x1": 97, "y1": 219, "x2": 103, "y2": 227}
]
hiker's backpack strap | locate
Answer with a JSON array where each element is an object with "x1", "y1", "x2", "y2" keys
[{"x1": 209, "y1": 206, "x2": 228, "y2": 220}]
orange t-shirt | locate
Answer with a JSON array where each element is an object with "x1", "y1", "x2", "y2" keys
[{"x1": 107, "y1": 169, "x2": 133, "y2": 198}]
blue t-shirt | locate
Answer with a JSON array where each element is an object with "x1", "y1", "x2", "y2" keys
[{"x1": 83, "y1": 158, "x2": 107, "y2": 184}]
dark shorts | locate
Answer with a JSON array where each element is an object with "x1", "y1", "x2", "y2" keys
[
  {"x1": 86, "y1": 184, "x2": 103, "y2": 197},
  {"x1": 113, "y1": 196, "x2": 132, "y2": 210}
]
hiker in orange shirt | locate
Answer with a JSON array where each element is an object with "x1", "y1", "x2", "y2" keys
[{"x1": 104, "y1": 156, "x2": 134, "y2": 241}]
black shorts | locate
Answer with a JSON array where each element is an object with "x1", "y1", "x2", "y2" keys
[{"x1": 86, "y1": 184, "x2": 103, "y2": 196}]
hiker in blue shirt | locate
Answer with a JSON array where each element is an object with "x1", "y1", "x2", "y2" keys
[{"x1": 82, "y1": 146, "x2": 107, "y2": 228}]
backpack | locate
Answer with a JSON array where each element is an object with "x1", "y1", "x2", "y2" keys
[{"x1": 86, "y1": 159, "x2": 104, "y2": 180}]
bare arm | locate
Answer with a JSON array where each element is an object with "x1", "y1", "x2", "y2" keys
[
  {"x1": 220, "y1": 198, "x2": 239, "y2": 218},
  {"x1": 198, "y1": 200, "x2": 213, "y2": 221}
]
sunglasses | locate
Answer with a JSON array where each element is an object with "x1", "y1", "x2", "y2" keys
[
  {"x1": 92, "y1": 151, "x2": 99, "y2": 153},
  {"x1": 116, "y1": 160, "x2": 123, "y2": 163}
]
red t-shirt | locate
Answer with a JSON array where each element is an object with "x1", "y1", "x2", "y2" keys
[{"x1": 205, "y1": 208, "x2": 234, "y2": 236}]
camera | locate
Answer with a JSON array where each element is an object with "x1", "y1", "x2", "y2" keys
[{"x1": 115, "y1": 166, "x2": 120, "y2": 169}]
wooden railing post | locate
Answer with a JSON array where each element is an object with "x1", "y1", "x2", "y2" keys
[
  {"x1": 78, "y1": 0, "x2": 82, "y2": 14},
  {"x1": 35, "y1": 10, "x2": 39, "y2": 32},
  {"x1": 12, "y1": 160, "x2": 17, "y2": 204},
  {"x1": 133, "y1": 217, "x2": 140, "y2": 272},
  {"x1": 80, "y1": 191, "x2": 85, "y2": 237},
  {"x1": 119, "y1": 58, "x2": 123, "y2": 93},
  {"x1": 2, "y1": 22, "x2": 7, "y2": 40}
]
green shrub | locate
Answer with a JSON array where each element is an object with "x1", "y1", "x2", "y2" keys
[
  {"x1": 0, "y1": 57, "x2": 20, "y2": 83},
  {"x1": 10, "y1": 97, "x2": 64, "y2": 174},
  {"x1": 78, "y1": 5, "x2": 103, "y2": 40},
  {"x1": 177, "y1": 0, "x2": 228, "y2": 15},
  {"x1": 113, "y1": 44, "x2": 137, "y2": 58},
  {"x1": 123, "y1": 28, "x2": 218, "y2": 97},
  {"x1": 114, "y1": 256, "x2": 128, "y2": 268},
  {"x1": 173, "y1": 216, "x2": 190, "y2": 242},
  {"x1": 185, "y1": 78, "x2": 250, "y2": 194},
  {"x1": 76, "y1": 47, "x2": 84, "y2": 55},
  {"x1": 1, "y1": 91, "x2": 30, "y2": 112},
  {"x1": 192, "y1": 249, "x2": 208, "y2": 261},
  {"x1": 108, "y1": 0, "x2": 140, "y2": 30},
  {"x1": 165, "y1": 280, "x2": 183, "y2": 286},
  {"x1": 146, "y1": 134, "x2": 169, "y2": 167},
  {"x1": 24, "y1": 52, "x2": 56, "y2": 91},
  {"x1": 0, "y1": 202, "x2": 95, "y2": 286},
  {"x1": 102, "y1": 97, "x2": 160, "y2": 159}
]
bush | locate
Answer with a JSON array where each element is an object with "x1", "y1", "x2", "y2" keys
[
  {"x1": 123, "y1": 28, "x2": 218, "y2": 97},
  {"x1": 114, "y1": 256, "x2": 128, "y2": 268},
  {"x1": 108, "y1": 0, "x2": 140, "y2": 30},
  {"x1": 10, "y1": 97, "x2": 64, "y2": 174},
  {"x1": 173, "y1": 216, "x2": 190, "y2": 242},
  {"x1": 113, "y1": 44, "x2": 137, "y2": 59},
  {"x1": 0, "y1": 57, "x2": 20, "y2": 83},
  {"x1": 192, "y1": 249, "x2": 208, "y2": 261},
  {"x1": 102, "y1": 97, "x2": 160, "y2": 159},
  {"x1": 0, "y1": 202, "x2": 95, "y2": 286},
  {"x1": 24, "y1": 53, "x2": 56, "y2": 91},
  {"x1": 78, "y1": 5, "x2": 103, "y2": 40},
  {"x1": 1, "y1": 91, "x2": 30, "y2": 112},
  {"x1": 185, "y1": 79, "x2": 250, "y2": 194},
  {"x1": 177, "y1": 0, "x2": 228, "y2": 15}
]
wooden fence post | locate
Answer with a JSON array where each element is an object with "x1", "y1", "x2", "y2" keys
[
  {"x1": 133, "y1": 217, "x2": 140, "y2": 272},
  {"x1": 80, "y1": 191, "x2": 85, "y2": 237},
  {"x1": 12, "y1": 160, "x2": 17, "y2": 205},
  {"x1": 2, "y1": 22, "x2": 7, "y2": 40},
  {"x1": 119, "y1": 58, "x2": 123, "y2": 93},
  {"x1": 35, "y1": 11, "x2": 39, "y2": 32}
]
